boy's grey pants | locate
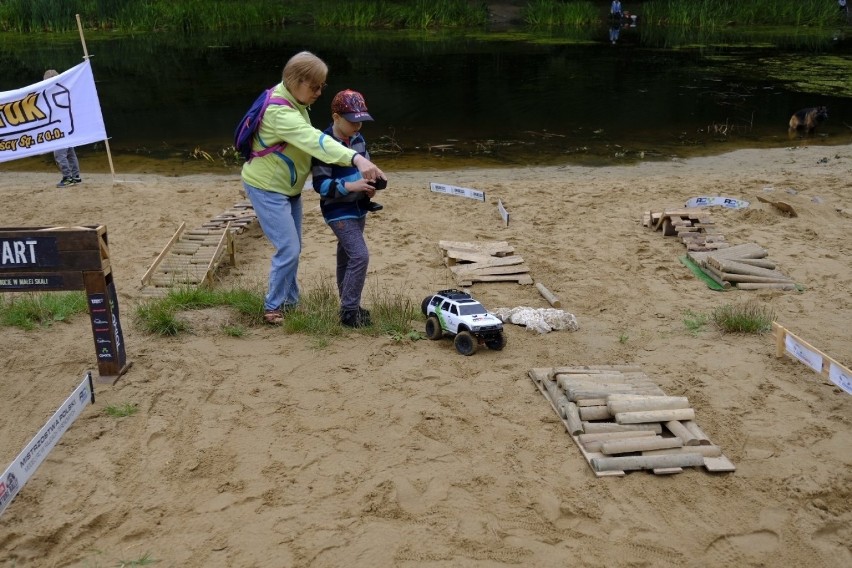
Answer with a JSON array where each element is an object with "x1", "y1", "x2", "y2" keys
[{"x1": 54, "y1": 147, "x2": 80, "y2": 178}]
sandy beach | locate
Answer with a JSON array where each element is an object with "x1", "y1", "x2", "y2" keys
[{"x1": 1, "y1": 143, "x2": 851, "y2": 567}]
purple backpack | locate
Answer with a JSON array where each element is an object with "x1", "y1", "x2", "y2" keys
[{"x1": 234, "y1": 87, "x2": 293, "y2": 162}]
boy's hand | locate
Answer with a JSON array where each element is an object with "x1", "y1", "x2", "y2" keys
[{"x1": 345, "y1": 179, "x2": 376, "y2": 197}]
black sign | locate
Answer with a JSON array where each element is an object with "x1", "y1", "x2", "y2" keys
[
  {"x1": 0, "y1": 236, "x2": 60, "y2": 268},
  {"x1": 0, "y1": 274, "x2": 64, "y2": 290}
]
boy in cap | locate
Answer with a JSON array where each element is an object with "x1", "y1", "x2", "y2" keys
[{"x1": 311, "y1": 89, "x2": 387, "y2": 328}]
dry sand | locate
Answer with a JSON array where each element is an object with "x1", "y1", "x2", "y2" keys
[{"x1": 1, "y1": 144, "x2": 851, "y2": 567}]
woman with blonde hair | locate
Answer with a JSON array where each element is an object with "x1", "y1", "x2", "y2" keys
[{"x1": 241, "y1": 51, "x2": 386, "y2": 325}]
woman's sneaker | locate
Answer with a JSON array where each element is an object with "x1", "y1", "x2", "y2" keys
[{"x1": 56, "y1": 177, "x2": 74, "y2": 187}]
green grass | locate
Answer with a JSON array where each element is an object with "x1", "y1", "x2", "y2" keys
[
  {"x1": 683, "y1": 309, "x2": 709, "y2": 334},
  {"x1": 712, "y1": 300, "x2": 776, "y2": 334},
  {"x1": 524, "y1": 0, "x2": 600, "y2": 27},
  {"x1": 643, "y1": 0, "x2": 838, "y2": 27},
  {"x1": 135, "y1": 279, "x2": 422, "y2": 343},
  {"x1": 0, "y1": 291, "x2": 88, "y2": 330},
  {"x1": 104, "y1": 402, "x2": 139, "y2": 418},
  {"x1": 134, "y1": 284, "x2": 264, "y2": 336}
]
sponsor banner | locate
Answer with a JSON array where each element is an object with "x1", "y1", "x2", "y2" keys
[
  {"x1": 785, "y1": 335, "x2": 823, "y2": 374},
  {"x1": 0, "y1": 373, "x2": 94, "y2": 518},
  {"x1": 430, "y1": 182, "x2": 486, "y2": 202},
  {"x1": 829, "y1": 363, "x2": 852, "y2": 395},
  {"x1": 684, "y1": 196, "x2": 749, "y2": 209},
  {"x1": 0, "y1": 60, "x2": 107, "y2": 163}
]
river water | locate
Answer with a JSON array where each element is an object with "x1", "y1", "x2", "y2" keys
[{"x1": 1, "y1": 23, "x2": 850, "y2": 173}]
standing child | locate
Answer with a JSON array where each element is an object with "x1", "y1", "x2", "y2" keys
[
  {"x1": 43, "y1": 69, "x2": 82, "y2": 188},
  {"x1": 311, "y1": 89, "x2": 384, "y2": 328}
]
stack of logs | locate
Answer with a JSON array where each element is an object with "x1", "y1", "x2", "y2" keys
[
  {"x1": 529, "y1": 366, "x2": 735, "y2": 476},
  {"x1": 688, "y1": 243, "x2": 796, "y2": 291},
  {"x1": 643, "y1": 208, "x2": 726, "y2": 252}
]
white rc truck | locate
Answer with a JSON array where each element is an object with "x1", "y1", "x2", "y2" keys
[{"x1": 421, "y1": 289, "x2": 506, "y2": 356}]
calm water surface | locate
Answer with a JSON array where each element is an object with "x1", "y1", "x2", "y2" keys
[{"x1": 1, "y1": 24, "x2": 850, "y2": 174}]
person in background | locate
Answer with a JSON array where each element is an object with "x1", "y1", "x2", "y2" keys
[
  {"x1": 43, "y1": 69, "x2": 82, "y2": 188},
  {"x1": 611, "y1": 0, "x2": 623, "y2": 20},
  {"x1": 840, "y1": 0, "x2": 849, "y2": 20},
  {"x1": 311, "y1": 90, "x2": 382, "y2": 328},
  {"x1": 241, "y1": 51, "x2": 385, "y2": 326}
]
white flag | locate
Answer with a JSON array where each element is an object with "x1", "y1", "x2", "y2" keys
[{"x1": 0, "y1": 60, "x2": 107, "y2": 163}]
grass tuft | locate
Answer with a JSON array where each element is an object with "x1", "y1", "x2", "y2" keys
[
  {"x1": 683, "y1": 309, "x2": 709, "y2": 334},
  {"x1": 0, "y1": 292, "x2": 87, "y2": 330},
  {"x1": 104, "y1": 402, "x2": 139, "y2": 418},
  {"x1": 712, "y1": 300, "x2": 776, "y2": 334}
]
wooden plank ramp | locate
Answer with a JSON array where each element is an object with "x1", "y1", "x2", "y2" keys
[
  {"x1": 529, "y1": 365, "x2": 735, "y2": 477},
  {"x1": 141, "y1": 201, "x2": 257, "y2": 297},
  {"x1": 439, "y1": 240, "x2": 533, "y2": 286}
]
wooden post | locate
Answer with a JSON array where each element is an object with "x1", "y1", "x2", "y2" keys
[{"x1": 535, "y1": 282, "x2": 561, "y2": 308}]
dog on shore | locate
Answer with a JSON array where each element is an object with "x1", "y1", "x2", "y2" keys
[{"x1": 788, "y1": 106, "x2": 828, "y2": 137}]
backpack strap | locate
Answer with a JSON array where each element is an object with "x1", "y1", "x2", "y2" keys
[{"x1": 250, "y1": 96, "x2": 294, "y2": 159}]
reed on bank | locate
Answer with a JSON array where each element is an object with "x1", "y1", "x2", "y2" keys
[
  {"x1": 0, "y1": 0, "x2": 842, "y2": 33},
  {"x1": 642, "y1": 0, "x2": 839, "y2": 27}
]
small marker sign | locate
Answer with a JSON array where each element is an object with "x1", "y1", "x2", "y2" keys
[{"x1": 497, "y1": 199, "x2": 510, "y2": 227}]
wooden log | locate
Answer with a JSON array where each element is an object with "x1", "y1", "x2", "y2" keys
[
  {"x1": 576, "y1": 398, "x2": 609, "y2": 407},
  {"x1": 736, "y1": 283, "x2": 797, "y2": 291},
  {"x1": 535, "y1": 282, "x2": 562, "y2": 308},
  {"x1": 700, "y1": 264, "x2": 732, "y2": 289},
  {"x1": 578, "y1": 406, "x2": 611, "y2": 421},
  {"x1": 642, "y1": 445, "x2": 723, "y2": 458},
  {"x1": 734, "y1": 258, "x2": 776, "y2": 269},
  {"x1": 682, "y1": 421, "x2": 712, "y2": 445},
  {"x1": 720, "y1": 273, "x2": 793, "y2": 284},
  {"x1": 616, "y1": 408, "x2": 695, "y2": 424},
  {"x1": 582, "y1": 422, "x2": 662, "y2": 434},
  {"x1": 607, "y1": 396, "x2": 691, "y2": 414},
  {"x1": 560, "y1": 380, "x2": 660, "y2": 392},
  {"x1": 592, "y1": 453, "x2": 705, "y2": 472},
  {"x1": 601, "y1": 436, "x2": 683, "y2": 455},
  {"x1": 552, "y1": 365, "x2": 644, "y2": 373},
  {"x1": 569, "y1": 388, "x2": 666, "y2": 401},
  {"x1": 707, "y1": 258, "x2": 792, "y2": 281},
  {"x1": 564, "y1": 402, "x2": 583, "y2": 435},
  {"x1": 556, "y1": 372, "x2": 652, "y2": 383},
  {"x1": 578, "y1": 430, "x2": 658, "y2": 444},
  {"x1": 664, "y1": 420, "x2": 699, "y2": 446}
]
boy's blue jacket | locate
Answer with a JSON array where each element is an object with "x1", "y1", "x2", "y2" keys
[{"x1": 311, "y1": 126, "x2": 372, "y2": 223}]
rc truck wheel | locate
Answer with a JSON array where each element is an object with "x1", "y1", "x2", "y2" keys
[
  {"x1": 425, "y1": 316, "x2": 444, "y2": 340},
  {"x1": 485, "y1": 332, "x2": 507, "y2": 351},
  {"x1": 454, "y1": 331, "x2": 477, "y2": 356},
  {"x1": 421, "y1": 296, "x2": 432, "y2": 315}
]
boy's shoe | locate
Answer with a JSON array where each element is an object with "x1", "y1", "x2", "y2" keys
[
  {"x1": 340, "y1": 307, "x2": 371, "y2": 328},
  {"x1": 56, "y1": 177, "x2": 74, "y2": 188},
  {"x1": 71, "y1": 176, "x2": 82, "y2": 184}
]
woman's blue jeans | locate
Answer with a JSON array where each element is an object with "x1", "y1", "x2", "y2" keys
[{"x1": 243, "y1": 181, "x2": 302, "y2": 311}]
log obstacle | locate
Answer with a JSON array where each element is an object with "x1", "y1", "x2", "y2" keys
[{"x1": 528, "y1": 365, "x2": 736, "y2": 477}]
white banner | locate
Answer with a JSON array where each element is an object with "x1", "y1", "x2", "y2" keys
[
  {"x1": 0, "y1": 373, "x2": 94, "y2": 518},
  {"x1": 0, "y1": 60, "x2": 107, "y2": 163}
]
